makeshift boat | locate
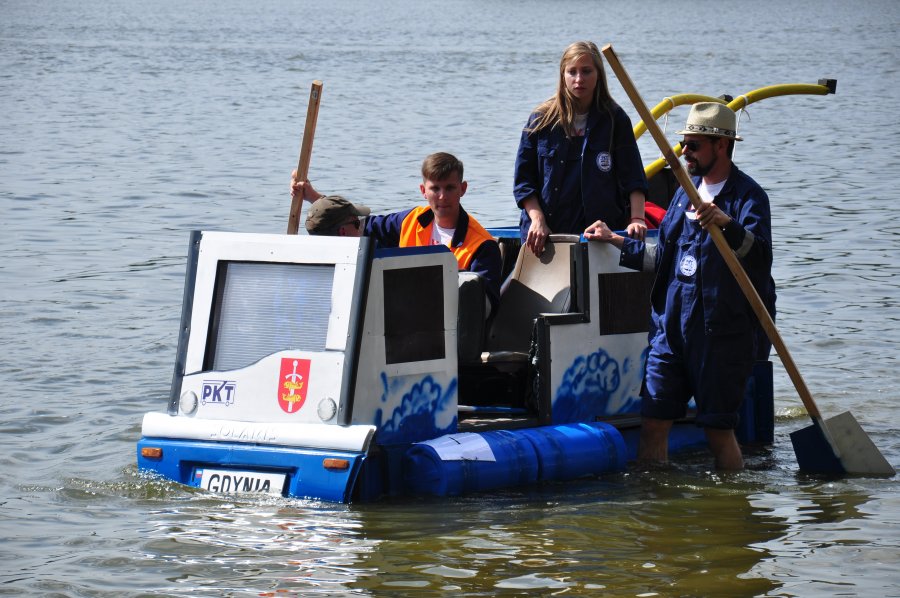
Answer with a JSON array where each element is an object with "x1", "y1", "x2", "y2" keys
[{"x1": 137, "y1": 80, "x2": 835, "y2": 502}]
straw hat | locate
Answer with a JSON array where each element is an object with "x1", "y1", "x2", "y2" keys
[{"x1": 676, "y1": 102, "x2": 743, "y2": 141}]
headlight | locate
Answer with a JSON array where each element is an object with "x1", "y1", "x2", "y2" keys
[
  {"x1": 317, "y1": 397, "x2": 337, "y2": 421},
  {"x1": 179, "y1": 391, "x2": 199, "y2": 416}
]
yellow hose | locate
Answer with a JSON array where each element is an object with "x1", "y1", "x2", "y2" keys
[
  {"x1": 633, "y1": 94, "x2": 725, "y2": 138},
  {"x1": 725, "y1": 83, "x2": 833, "y2": 110},
  {"x1": 641, "y1": 81, "x2": 835, "y2": 181}
]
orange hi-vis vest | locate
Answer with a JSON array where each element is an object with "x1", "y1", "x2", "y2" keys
[{"x1": 397, "y1": 206, "x2": 494, "y2": 272}]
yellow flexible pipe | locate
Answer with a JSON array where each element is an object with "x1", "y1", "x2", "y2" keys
[
  {"x1": 641, "y1": 81, "x2": 835, "y2": 180},
  {"x1": 633, "y1": 94, "x2": 725, "y2": 138}
]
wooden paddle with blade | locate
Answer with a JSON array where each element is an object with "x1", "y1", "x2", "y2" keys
[
  {"x1": 287, "y1": 80, "x2": 323, "y2": 235},
  {"x1": 601, "y1": 43, "x2": 893, "y2": 476}
]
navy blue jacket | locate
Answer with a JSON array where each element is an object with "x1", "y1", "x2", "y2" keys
[
  {"x1": 621, "y1": 165, "x2": 774, "y2": 339},
  {"x1": 514, "y1": 103, "x2": 648, "y2": 241}
]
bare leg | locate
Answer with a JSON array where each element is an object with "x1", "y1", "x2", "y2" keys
[
  {"x1": 705, "y1": 428, "x2": 744, "y2": 471},
  {"x1": 637, "y1": 417, "x2": 673, "y2": 464}
]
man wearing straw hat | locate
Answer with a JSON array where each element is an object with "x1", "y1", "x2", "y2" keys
[{"x1": 584, "y1": 102, "x2": 774, "y2": 470}]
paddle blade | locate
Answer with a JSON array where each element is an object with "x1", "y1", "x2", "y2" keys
[
  {"x1": 790, "y1": 412, "x2": 895, "y2": 476},
  {"x1": 825, "y1": 411, "x2": 895, "y2": 476},
  {"x1": 790, "y1": 420, "x2": 845, "y2": 474}
]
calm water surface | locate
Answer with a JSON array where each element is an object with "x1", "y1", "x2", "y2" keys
[{"x1": 2, "y1": 0, "x2": 899, "y2": 595}]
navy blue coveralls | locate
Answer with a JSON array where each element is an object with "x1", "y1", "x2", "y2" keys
[
  {"x1": 513, "y1": 103, "x2": 648, "y2": 241},
  {"x1": 620, "y1": 165, "x2": 774, "y2": 429}
]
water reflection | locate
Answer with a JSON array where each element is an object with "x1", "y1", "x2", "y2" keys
[
  {"x1": 122, "y1": 470, "x2": 804, "y2": 596},
  {"x1": 313, "y1": 470, "x2": 787, "y2": 596},
  {"x1": 747, "y1": 484, "x2": 899, "y2": 595},
  {"x1": 141, "y1": 498, "x2": 379, "y2": 595}
]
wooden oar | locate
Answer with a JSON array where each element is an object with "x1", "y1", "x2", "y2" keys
[
  {"x1": 601, "y1": 44, "x2": 894, "y2": 476},
  {"x1": 287, "y1": 80, "x2": 323, "y2": 235}
]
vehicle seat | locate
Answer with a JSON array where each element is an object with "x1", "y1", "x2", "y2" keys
[
  {"x1": 456, "y1": 271, "x2": 487, "y2": 364},
  {"x1": 481, "y1": 234, "x2": 579, "y2": 364}
]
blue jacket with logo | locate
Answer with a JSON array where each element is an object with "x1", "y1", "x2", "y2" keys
[
  {"x1": 513, "y1": 103, "x2": 648, "y2": 241},
  {"x1": 620, "y1": 164, "x2": 774, "y2": 341}
]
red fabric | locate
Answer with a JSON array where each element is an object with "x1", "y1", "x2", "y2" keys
[{"x1": 645, "y1": 201, "x2": 666, "y2": 229}]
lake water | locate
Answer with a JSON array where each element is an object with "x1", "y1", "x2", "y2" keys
[{"x1": 2, "y1": 0, "x2": 900, "y2": 595}]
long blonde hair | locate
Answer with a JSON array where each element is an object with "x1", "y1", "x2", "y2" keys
[{"x1": 527, "y1": 41, "x2": 614, "y2": 136}]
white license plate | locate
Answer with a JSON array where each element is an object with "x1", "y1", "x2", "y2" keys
[{"x1": 196, "y1": 468, "x2": 286, "y2": 496}]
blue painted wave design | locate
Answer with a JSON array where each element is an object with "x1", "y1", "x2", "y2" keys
[
  {"x1": 553, "y1": 347, "x2": 645, "y2": 423},
  {"x1": 376, "y1": 374, "x2": 458, "y2": 444}
]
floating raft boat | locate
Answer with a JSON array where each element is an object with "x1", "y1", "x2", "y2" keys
[{"x1": 137, "y1": 80, "x2": 834, "y2": 502}]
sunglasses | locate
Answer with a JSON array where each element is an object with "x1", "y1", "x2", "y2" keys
[
  {"x1": 680, "y1": 138, "x2": 717, "y2": 152},
  {"x1": 680, "y1": 140, "x2": 704, "y2": 152}
]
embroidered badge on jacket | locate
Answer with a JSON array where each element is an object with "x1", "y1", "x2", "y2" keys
[
  {"x1": 679, "y1": 255, "x2": 698, "y2": 277},
  {"x1": 596, "y1": 152, "x2": 612, "y2": 172}
]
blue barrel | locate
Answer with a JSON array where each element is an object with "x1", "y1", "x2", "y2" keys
[
  {"x1": 401, "y1": 423, "x2": 626, "y2": 497},
  {"x1": 402, "y1": 429, "x2": 539, "y2": 497},
  {"x1": 518, "y1": 422, "x2": 626, "y2": 481}
]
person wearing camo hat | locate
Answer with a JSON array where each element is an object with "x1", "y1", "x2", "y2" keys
[{"x1": 291, "y1": 152, "x2": 501, "y2": 315}]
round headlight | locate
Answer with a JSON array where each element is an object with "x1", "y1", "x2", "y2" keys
[
  {"x1": 180, "y1": 391, "x2": 199, "y2": 416},
  {"x1": 317, "y1": 397, "x2": 337, "y2": 421}
]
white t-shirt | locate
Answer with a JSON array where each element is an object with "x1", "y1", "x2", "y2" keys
[
  {"x1": 431, "y1": 223, "x2": 455, "y2": 246},
  {"x1": 686, "y1": 179, "x2": 727, "y2": 221},
  {"x1": 573, "y1": 113, "x2": 588, "y2": 136},
  {"x1": 698, "y1": 179, "x2": 726, "y2": 203}
]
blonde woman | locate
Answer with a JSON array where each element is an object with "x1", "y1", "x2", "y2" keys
[{"x1": 514, "y1": 41, "x2": 648, "y2": 256}]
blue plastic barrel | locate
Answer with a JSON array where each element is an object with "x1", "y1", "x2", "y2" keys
[
  {"x1": 402, "y1": 429, "x2": 539, "y2": 496},
  {"x1": 736, "y1": 360, "x2": 774, "y2": 446},
  {"x1": 518, "y1": 421, "x2": 626, "y2": 481},
  {"x1": 401, "y1": 422, "x2": 626, "y2": 497}
]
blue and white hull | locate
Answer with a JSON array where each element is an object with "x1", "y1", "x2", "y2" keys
[{"x1": 137, "y1": 229, "x2": 773, "y2": 502}]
